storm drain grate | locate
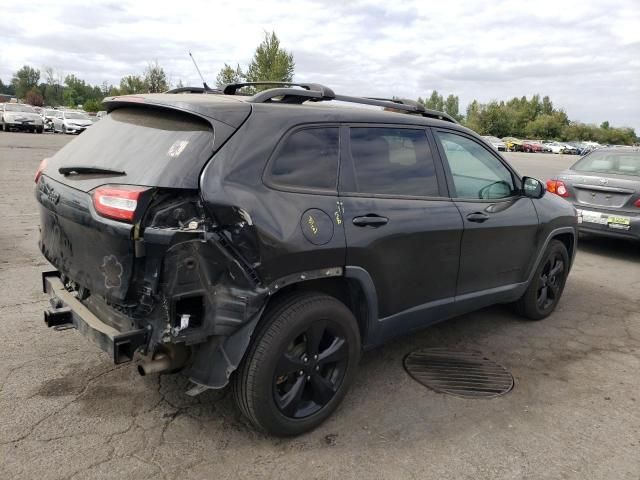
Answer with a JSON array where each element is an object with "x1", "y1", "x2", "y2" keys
[{"x1": 404, "y1": 348, "x2": 514, "y2": 398}]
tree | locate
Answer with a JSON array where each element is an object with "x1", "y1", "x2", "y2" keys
[
  {"x1": 11, "y1": 65, "x2": 40, "y2": 99},
  {"x1": 216, "y1": 63, "x2": 244, "y2": 88},
  {"x1": 119, "y1": 75, "x2": 147, "y2": 94},
  {"x1": 600, "y1": 120, "x2": 610, "y2": 130},
  {"x1": 42, "y1": 66, "x2": 63, "y2": 106},
  {"x1": 63, "y1": 74, "x2": 91, "y2": 107},
  {"x1": 464, "y1": 100, "x2": 482, "y2": 132},
  {"x1": 83, "y1": 98, "x2": 103, "y2": 112},
  {"x1": 423, "y1": 90, "x2": 444, "y2": 112},
  {"x1": 0, "y1": 78, "x2": 15, "y2": 95},
  {"x1": 525, "y1": 112, "x2": 567, "y2": 139},
  {"x1": 245, "y1": 31, "x2": 295, "y2": 89},
  {"x1": 144, "y1": 60, "x2": 169, "y2": 93},
  {"x1": 443, "y1": 94, "x2": 463, "y2": 122},
  {"x1": 541, "y1": 95, "x2": 553, "y2": 115},
  {"x1": 25, "y1": 88, "x2": 44, "y2": 106}
]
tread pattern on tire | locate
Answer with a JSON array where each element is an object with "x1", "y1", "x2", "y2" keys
[{"x1": 232, "y1": 292, "x2": 353, "y2": 433}]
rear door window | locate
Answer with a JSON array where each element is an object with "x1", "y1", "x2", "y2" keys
[
  {"x1": 267, "y1": 127, "x2": 339, "y2": 191},
  {"x1": 346, "y1": 127, "x2": 439, "y2": 197}
]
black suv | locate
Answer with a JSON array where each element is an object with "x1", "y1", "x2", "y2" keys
[{"x1": 36, "y1": 82, "x2": 577, "y2": 436}]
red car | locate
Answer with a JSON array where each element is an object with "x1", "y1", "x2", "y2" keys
[{"x1": 523, "y1": 140, "x2": 544, "y2": 153}]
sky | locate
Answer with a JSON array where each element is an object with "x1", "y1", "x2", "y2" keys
[{"x1": 2, "y1": 0, "x2": 639, "y2": 131}]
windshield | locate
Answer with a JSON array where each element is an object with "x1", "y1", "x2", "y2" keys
[
  {"x1": 49, "y1": 107, "x2": 215, "y2": 189},
  {"x1": 66, "y1": 112, "x2": 90, "y2": 120},
  {"x1": 572, "y1": 151, "x2": 640, "y2": 177},
  {"x1": 45, "y1": 110, "x2": 57, "y2": 116},
  {"x1": 4, "y1": 104, "x2": 35, "y2": 113}
]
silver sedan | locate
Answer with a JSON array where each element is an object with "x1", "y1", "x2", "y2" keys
[{"x1": 546, "y1": 148, "x2": 640, "y2": 240}]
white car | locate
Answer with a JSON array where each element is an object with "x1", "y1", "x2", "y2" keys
[
  {"x1": 52, "y1": 111, "x2": 93, "y2": 134},
  {"x1": 1, "y1": 103, "x2": 44, "y2": 133},
  {"x1": 545, "y1": 141, "x2": 569, "y2": 154},
  {"x1": 481, "y1": 135, "x2": 506, "y2": 151}
]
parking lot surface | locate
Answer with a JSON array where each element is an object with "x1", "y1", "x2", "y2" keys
[{"x1": 1, "y1": 132, "x2": 639, "y2": 480}]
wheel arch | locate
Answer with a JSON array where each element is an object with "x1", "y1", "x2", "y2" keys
[
  {"x1": 527, "y1": 226, "x2": 577, "y2": 285},
  {"x1": 552, "y1": 231, "x2": 576, "y2": 266},
  {"x1": 261, "y1": 267, "x2": 378, "y2": 347}
]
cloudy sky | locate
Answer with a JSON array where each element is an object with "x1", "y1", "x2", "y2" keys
[{"x1": 3, "y1": 0, "x2": 639, "y2": 130}]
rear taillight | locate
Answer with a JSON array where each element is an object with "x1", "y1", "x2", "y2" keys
[
  {"x1": 634, "y1": 199, "x2": 640, "y2": 208},
  {"x1": 92, "y1": 185, "x2": 149, "y2": 222},
  {"x1": 35, "y1": 158, "x2": 48, "y2": 183},
  {"x1": 546, "y1": 179, "x2": 570, "y2": 198}
]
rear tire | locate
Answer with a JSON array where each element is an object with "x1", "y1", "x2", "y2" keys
[
  {"x1": 232, "y1": 293, "x2": 361, "y2": 436},
  {"x1": 515, "y1": 240, "x2": 569, "y2": 320}
]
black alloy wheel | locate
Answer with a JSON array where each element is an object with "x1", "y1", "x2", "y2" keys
[
  {"x1": 233, "y1": 293, "x2": 360, "y2": 436},
  {"x1": 273, "y1": 320, "x2": 349, "y2": 419},
  {"x1": 515, "y1": 239, "x2": 569, "y2": 320},
  {"x1": 536, "y1": 252, "x2": 564, "y2": 310}
]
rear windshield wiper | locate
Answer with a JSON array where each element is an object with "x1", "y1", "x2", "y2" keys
[{"x1": 59, "y1": 166, "x2": 126, "y2": 176}]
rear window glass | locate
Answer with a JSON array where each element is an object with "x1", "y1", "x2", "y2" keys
[
  {"x1": 268, "y1": 127, "x2": 339, "y2": 190},
  {"x1": 348, "y1": 128, "x2": 439, "y2": 197},
  {"x1": 49, "y1": 108, "x2": 214, "y2": 188},
  {"x1": 572, "y1": 151, "x2": 640, "y2": 177}
]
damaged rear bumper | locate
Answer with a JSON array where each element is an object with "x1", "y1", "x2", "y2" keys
[{"x1": 42, "y1": 271, "x2": 149, "y2": 364}]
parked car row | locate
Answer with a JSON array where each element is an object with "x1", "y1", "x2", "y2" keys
[
  {"x1": 482, "y1": 135, "x2": 602, "y2": 155},
  {"x1": 0, "y1": 104, "x2": 102, "y2": 134}
]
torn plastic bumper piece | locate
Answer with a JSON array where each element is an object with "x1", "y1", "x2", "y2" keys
[{"x1": 42, "y1": 270, "x2": 149, "y2": 364}]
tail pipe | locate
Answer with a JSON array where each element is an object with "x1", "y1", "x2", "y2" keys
[{"x1": 137, "y1": 344, "x2": 190, "y2": 376}]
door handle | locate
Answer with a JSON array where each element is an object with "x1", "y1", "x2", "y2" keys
[
  {"x1": 352, "y1": 215, "x2": 389, "y2": 227},
  {"x1": 466, "y1": 212, "x2": 489, "y2": 223}
]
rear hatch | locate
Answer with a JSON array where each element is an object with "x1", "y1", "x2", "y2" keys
[{"x1": 36, "y1": 102, "x2": 249, "y2": 302}]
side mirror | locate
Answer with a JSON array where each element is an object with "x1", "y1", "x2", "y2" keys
[{"x1": 522, "y1": 176, "x2": 545, "y2": 199}]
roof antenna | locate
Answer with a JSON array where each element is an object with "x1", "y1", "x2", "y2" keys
[{"x1": 189, "y1": 51, "x2": 211, "y2": 92}]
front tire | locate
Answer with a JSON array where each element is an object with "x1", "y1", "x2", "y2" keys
[
  {"x1": 233, "y1": 293, "x2": 361, "y2": 436},
  {"x1": 515, "y1": 240, "x2": 569, "y2": 320}
]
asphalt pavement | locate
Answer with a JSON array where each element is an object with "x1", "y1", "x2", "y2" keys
[{"x1": 1, "y1": 132, "x2": 638, "y2": 480}]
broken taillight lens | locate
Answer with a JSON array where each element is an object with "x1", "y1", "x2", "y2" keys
[
  {"x1": 35, "y1": 158, "x2": 48, "y2": 183},
  {"x1": 92, "y1": 185, "x2": 149, "y2": 222},
  {"x1": 546, "y1": 179, "x2": 570, "y2": 198}
]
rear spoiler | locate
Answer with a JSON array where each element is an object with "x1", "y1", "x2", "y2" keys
[{"x1": 102, "y1": 95, "x2": 251, "y2": 129}]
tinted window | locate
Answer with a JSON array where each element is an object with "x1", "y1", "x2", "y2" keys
[
  {"x1": 348, "y1": 128, "x2": 439, "y2": 196},
  {"x1": 269, "y1": 128, "x2": 339, "y2": 190},
  {"x1": 436, "y1": 131, "x2": 516, "y2": 199},
  {"x1": 47, "y1": 107, "x2": 214, "y2": 188}
]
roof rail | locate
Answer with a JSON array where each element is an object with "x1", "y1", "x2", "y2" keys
[
  {"x1": 364, "y1": 97, "x2": 457, "y2": 123},
  {"x1": 165, "y1": 82, "x2": 458, "y2": 124},
  {"x1": 223, "y1": 82, "x2": 335, "y2": 98},
  {"x1": 166, "y1": 86, "x2": 221, "y2": 94},
  {"x1": 366, "y1": 97, "x2": 425, "y2": 110},
  {"x1": 334, "y1": 95, "x2": 458, "y2": 123}
]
